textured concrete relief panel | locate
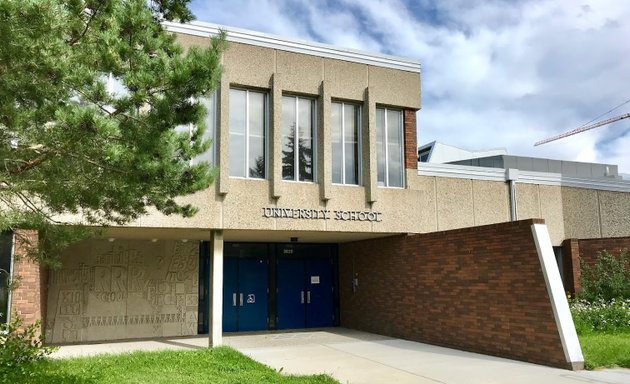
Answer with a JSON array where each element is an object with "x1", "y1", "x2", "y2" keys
[
  {"x1": 324, "y1": 59, "x2": 367, "y2": 101},
  {"x1": 598, "y1": 190, "x2": 630, "y2": 238},
  {"x1": 515, "y1": 183, "x2": 541, "y2": 220},
  {"x1": 223, "y1": 43, "x2": 275, "y2": 88},
  {"x1": 435, "y1": 178, "x2": 474, "y2": 230},
  {"x1": 46, "y1": 240, "x2": 198, "y2": 344},
  {"x1": 538, "y1": 185, "x2": 566, "y2": 245},
  {"x1": 561, "y1": 187, "x2": 601, "y2": 239},
  {"x1": 368, "y1": 67, "x2": 420, "y2": 109},
  {"x1": 472, "y1": 180, "x2": 510, "y2": 226},
  {"x1": 276, "y1": 51, "x2": 322, "y2": 95}
]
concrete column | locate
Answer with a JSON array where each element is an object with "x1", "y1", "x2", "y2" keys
[
  {"x1": 209, "y1": 230, "x2": 224, "y2": 347},
  {"x1": 364, "y1": 87, "x2": 378, "y2": 203},
  {"x1": 319, "y1": 80, "x2": 332, "y2": 201},
  {"x1": 218, "y1": 74, "x2": 230, "y2": 195},
  {"x1": 271, "y1": 73, "x2": 283, "y2": 199}
]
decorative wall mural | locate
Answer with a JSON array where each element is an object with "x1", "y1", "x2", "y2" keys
[{"x1": 46, "y1": 240, "x2": 199, "y2": 344}]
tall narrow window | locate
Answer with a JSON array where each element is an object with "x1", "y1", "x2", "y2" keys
[
  {"x1": 229, "y1": 89, "x2": 267, "y2": 179},
  {"x1": 0, "y1": 232, "x2": 12, "y2": 324},
  {"x1": 332, "y1": 102, "x2": 361, "y2": 185},
  {"x1": 376, "y1": 107, "x2": 403, "y2": 187},
  {"x1": 282, "y1": 95, "x2": 315, "y2": 182},
  {"x1": 194, "y1": 92, "x2": 217, "y2": 165},
  {"x1": 173, "y1": 92, "x2": 216, "y2": 166}
]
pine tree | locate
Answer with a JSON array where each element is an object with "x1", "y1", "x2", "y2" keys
[{"x1": 0, "y1": 0, "x2": 226, "y2": 260}]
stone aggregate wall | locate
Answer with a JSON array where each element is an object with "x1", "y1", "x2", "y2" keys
[{"x1": 46, "y1": 239, "x2": 198, "y2": 344}]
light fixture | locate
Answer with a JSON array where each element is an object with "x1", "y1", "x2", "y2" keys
[
  {"x1": 107, "y1": 238, "x2": 115, "y2": 242},
  {"x1": 181, "y1": 239, "x2": 188, "y2": 243},
  {"x1": 151, "y1": 238, "x2": 158, "y2": 243}
]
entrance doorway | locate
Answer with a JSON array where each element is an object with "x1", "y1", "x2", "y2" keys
[
  {"x1": 198, "y1": 242, "x2": 338, "y2": 333},
  {"x1": 276, "y1": 256, "x2": 334, "y2": 329},
  {"x1": 223, "y1": 244, "x2": 269, "y2": 332}
]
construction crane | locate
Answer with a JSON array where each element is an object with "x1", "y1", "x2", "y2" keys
[{"x1": 535, "y1": 112, "x2": 630, "y2": 146}]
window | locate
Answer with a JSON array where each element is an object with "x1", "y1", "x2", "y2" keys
[
  {"x1": 0, "y1": 232, "x2": 12, "y2": 324},
  {"x1": 281, "y1": 95, "x2": 315, "y2": 182},
  {"x1": 331, "y1": 102, "x2": 361, "y2": 185},
  {"x1": 229, "y1": 89, "x2": 267, "y2": 179},
  {"x1": 175, "y1": 92, "x2": 217, "y2": 165},
  {"x1": 376, "y1": 107, "x2": 404, "y2": 187},
  {"x1": 195, "y1": 93, "x2": 217, "y2": 165}
]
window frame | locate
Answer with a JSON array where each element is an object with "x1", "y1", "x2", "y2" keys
[
  {"x1": 229, "y1": 87, "x2": 269, "y2": 180},
  {"x1": 281, "y1": 94, "x2": 317, "y2": 183},
  {"x1": 331, "y1": 101, "x2": 362, "y2": 186},
  {"x1": 376, "y1": 106, "x2": 405, "y2": 188}
]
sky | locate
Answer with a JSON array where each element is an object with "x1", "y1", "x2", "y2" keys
[{"x1": 189, "y1": 0, "x2": 630, "y2": 174}]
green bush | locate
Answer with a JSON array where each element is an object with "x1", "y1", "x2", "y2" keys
[
  {"x1": 0, "y1": 315, "x2": 56, "y2": 376},
  {"x1": 579, "y1": 250, "x2": 630, "y2": 302},
  {"x1": 570, "y1": 298, "x2": 630, "y2": 334}
]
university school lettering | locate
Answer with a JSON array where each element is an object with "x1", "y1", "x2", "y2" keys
[{"x1": 262, "y1": 207, "x2": 382, "y2": 222}]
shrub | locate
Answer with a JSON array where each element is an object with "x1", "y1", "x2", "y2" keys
[
  {"x1": 570, "y1": 298, "x2": 630, "y2": 334},
  {"x1": 0, "y1": 315, "x2": 56, "y2": 376},
  {"x1": 579, "y1": 250, "x2": 630, "y2": 302}
]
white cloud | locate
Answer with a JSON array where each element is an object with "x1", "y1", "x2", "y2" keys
[{"x1": 190, "y1": 0, "x2": 630, "y2": 173}]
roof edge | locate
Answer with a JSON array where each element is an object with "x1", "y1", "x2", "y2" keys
[{"x1": 163, "y1": 20, "x2": 421, "y2": 73}]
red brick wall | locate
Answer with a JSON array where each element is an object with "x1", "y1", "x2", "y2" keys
[
  {"x1": 403, "y1": 109, "x2": 417, "y2": 170},
  {"x1": 339, "y1": 219, "x2": 573, "y2": 369},
  {"x1": 563, "y1": 237, "x2": 630, "y2": 294},
  {"x1": 10, "y1": 230, "x2": 47, "y2": 327},
  {"x1": 562, "y1": 239, "x2": 581, "y2": 294}
]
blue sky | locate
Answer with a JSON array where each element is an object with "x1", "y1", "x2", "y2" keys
[{"x1": 189, "y1": 0, "x2": 630, "y2": 173}]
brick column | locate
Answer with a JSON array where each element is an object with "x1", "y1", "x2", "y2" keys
[
  {"x1": 562, "y1": 239, "x2": 581, "y2": 296},
  {"x1": 9, "y1": 230, "x2": 47, "y2": 327},
  {"x1": 403, "y1": 109, "x2": 418, "y2": 169}
]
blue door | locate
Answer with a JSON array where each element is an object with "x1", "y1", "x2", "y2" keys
[
  {"x1": 238, "y1": 258, "x2": 268, "y2": 331},
  {"x1": 306, "y1": 258, "x2": 334, "y2": 328},
  {"x1": 276, "y1": 256, "x2": 334, "y2": 329},
  {"x1": 276, "y1": 258, "x2": 306, "y2": 329},
  {"x1": 222, "y1": 257, "x2": 268, "y2": 332},
  {"x1": 222, "y1": 258, "x2": 239, "y2": 332}
]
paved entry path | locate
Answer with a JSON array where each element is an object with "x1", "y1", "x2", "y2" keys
[{"x1": 54, "y1": 328, "x2": 630, "y2": 384}]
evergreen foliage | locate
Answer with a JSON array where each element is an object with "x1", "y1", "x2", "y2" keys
[
  {"x1": 0, "y1": 0, "x2": 226, "y2": 261},
  {"x1": 579, "y1": 250, "x2": 630, "y2": 302}
]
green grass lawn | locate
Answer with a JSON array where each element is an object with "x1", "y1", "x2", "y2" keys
[
  {"x1": 579, "y1": 333, "x2": 630, "y2": 370},
  {"x1": 1, "y1": 346, "x2": 339, "y2": 384}
]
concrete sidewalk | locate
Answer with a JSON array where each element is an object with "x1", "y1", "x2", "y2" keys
[{"x1": 53, "y1": 328, "x2": 630, "y2": 384}]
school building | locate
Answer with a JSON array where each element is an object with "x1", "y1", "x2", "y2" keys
[{"x1": 4, "y1": 21, "x2": 630, "y2": 371}]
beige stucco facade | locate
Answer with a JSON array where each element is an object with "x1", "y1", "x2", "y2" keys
[
  {"x1": 40, "y1": 22, "x2": 630, "y2": 344},
  {"x1": 121, "y1": 28, "x2": 630, "y2": 245}
]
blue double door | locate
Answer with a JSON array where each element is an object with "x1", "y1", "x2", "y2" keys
[
  {"x1": 223, "y1": 256, "x2": 269, "y2": 332},
  {"x1": 215, "y1": 243, "x2": 337, "y2": 333},
  {"x1": 276, "y1": 257, "x2": 334, "y2": 329}
]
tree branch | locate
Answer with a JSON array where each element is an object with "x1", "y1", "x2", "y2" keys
[{"x1": 67, "y1": 5, "x2": 101, "y2": 47}]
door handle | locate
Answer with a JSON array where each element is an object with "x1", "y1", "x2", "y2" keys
[
  {"x1": 307, "y1": 291, "x2": 311, "y2": 304},
  {"x1": 300, "y1": 291, "x2": 304, "y2": 304},
  {"x1": 232, "y1": 293, "x2": 237, "y2": 307},
  {"x1": 239, "y1": 293, "x2": 243, "y2": 306}
]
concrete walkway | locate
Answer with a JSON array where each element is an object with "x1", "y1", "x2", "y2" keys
[{"x1": 53, "y1": 328, "x2": 630, "y2": 384}]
